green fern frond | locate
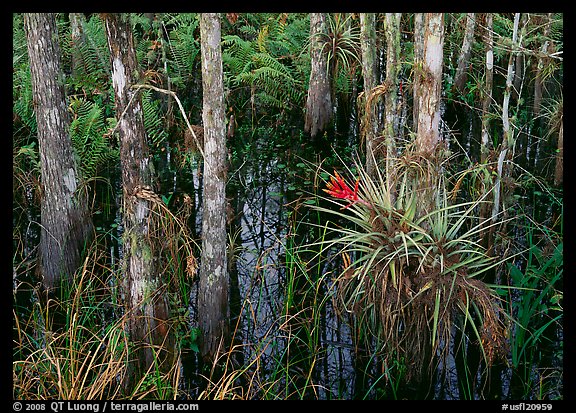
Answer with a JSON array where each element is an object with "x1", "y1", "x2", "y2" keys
[
  {"x1": 223, "y1": 33, "x2": 305, "y2": 109},
  {"x1": 59, "y1": 14, "x2": 111, "y2": 94},
  {"x1": 141, "y1": 90, "x2": 168, "y2": 149},
  {"x1": 69, "y1": 99, "x2": 119, "y2": 180},
  {"x1": 165, "y1": 13, "x2": 200, "y2": 86}
]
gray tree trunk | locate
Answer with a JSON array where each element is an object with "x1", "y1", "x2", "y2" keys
[
  {"x1": 198, "y1": 13, "x2": 229, "y2": 362},
  {"x1": 492, "y1": 12, "x2": 521, "y2": 223},
  {"x1": 412, "y1": 13, "x2": 424, "y2": 133},
  {"x1": 24, "y1": 13, "x2": 94, "y2": 292},
  {"x1": 104, "y1": 13, "x2": 173, "y2": 385},
  {"x1": 359, "y1": 13, "x2": 379, "y2": 177},
  {"x1": 454, "y1": 13, "x2": 476, "y2": 94},
  {"x1": 533, "y1": 13, "x2": 553, "y2": 119},
  {"x1": 480, "y1": 13, "x2": 494, "y2": 164},
  {"x1": 383, "y1": 13, "x2": 401, "y2": 193},
  {"x1": 304, "y1": 13, "x2": 333, "y2": 139},
  {"x1": 415, "y1": 13, "x2": 444, "y2": 156},
  {"x1": 479, "y1": 14, "x2": 495, "y2": 246}
]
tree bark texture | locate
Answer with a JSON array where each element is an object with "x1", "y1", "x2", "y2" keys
[
  {"x1": 359, "y1": 13, "x2": 379, "y2": 178},
  {"x1": 198, "y1": 13, "x2": 230, "y2": 362},
  {"x1": 24, "y1": 13, "x2": 94, "y2": 291},
  {"x1": 479, "y1": 14, "x2": 494, "y2": 247},
  {"x1": 533, "y1": 14, "x2": 553, "y2": 119},
  {"x1": 416, "y1": 13, "x2": 444, "y2": 156},
  {"x1": 454, "y1": 13, "x2": 476, "y2": 94},
  {"x1": 492, "y1": 12, "x2": 520, "y2": 223},
  {"x1": 383, "y1": 13, "x2": 401, "y2": 187},
  {"x1": 104, "y1": 13, "x2": 173, "y2": 383},
  {"x1": 304, "y1": 13, "x2": 333, "y2": 139},
  {"x1": 480, "y1": 13, "x2": 494, "y2": 164},
  {"x1": 412, "y1": 13, "x2": 424, "y2": 133}
]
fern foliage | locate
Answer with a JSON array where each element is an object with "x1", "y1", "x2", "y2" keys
[
  {"x1": 222, "y1": 15, "x2": 309, "y2": 112},
  {"x1": 141, "y1": 89, "x2": 169, "y2": 149},
  {"x1": 69, "y1": 98, "x2": 119, "y2": 180},
  {"x1": 163, "y1": 13, "x2": 201, "y2": 89},
  {"x1": 13, "y1": 14, "x2": 37, "y2": 139},
  {"x1": 59, "y1": 14, "x2": 111, "y2": 98}
]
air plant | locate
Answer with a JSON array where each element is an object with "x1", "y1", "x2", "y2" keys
[{"x1": 308, "y1": 151, "x2": 512, "y2": 382}]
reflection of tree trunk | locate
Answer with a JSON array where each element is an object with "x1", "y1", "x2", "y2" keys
[
  {"x1": 359, "y1": 13, "x2": 379, "y2": 178},
  {"x1": 25, "y1": 13, "x2": 94, "y2": 292},
  {"x1": 454, "y1": 13, "x2": 476, "y2": 94},
  {"x1": 198, "y1": 13, "x2": 229, "y2": 362},
  {"x1": 104, "y1": 13, "x2": 173, "y2": 387},
  {"x1": 305, "y1": 13, "x2": 333, "y2": 140}
]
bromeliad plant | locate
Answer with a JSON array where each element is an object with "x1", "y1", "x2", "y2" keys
[{"x1": 310, "y1": 151, "x2": 512, "y2": 382}]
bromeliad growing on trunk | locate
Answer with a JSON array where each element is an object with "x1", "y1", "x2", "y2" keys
[{"x1": 309, "y1": 152, "x2": 513, "y2": 383}]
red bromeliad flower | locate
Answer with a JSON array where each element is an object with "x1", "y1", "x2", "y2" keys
[{"x1": 323, "y1": 171, "x2": 371, "y2": 209}]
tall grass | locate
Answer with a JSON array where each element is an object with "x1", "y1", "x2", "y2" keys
[
  {"x1": 13, "y1": 242, "x2": 129, "y2": 399},
  {"x1": 13, "y1": 189, "x2": 198, "y2": 400}
]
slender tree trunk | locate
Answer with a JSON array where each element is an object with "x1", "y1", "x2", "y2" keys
[
  {"x1": 412, "y1": 13, "x2": 424, "y2": 133},
  {"x1": 530, "y1": 13, "x2": 553, "y2": 171},
  {"x1": 24, "y1": 13, "x2": 94, "y2": 292},
  {"x1": 304, "y1": 13, "x2": 333, "y2": 140},
  {"x1": 454, "y1": 13, "x2": 476, "y2": 94},
  {"x1": 383, "y1": 13, "x2": 401, "y2": 197},
  {"x1": 359, "y1": 13, "x2": 379, "y2": 177},
  {"x1": 415, "y1": 13, "x2": 444, "y2": 156},
  {"x1": 104, "y1": 13, "x2": 173, "y2": 385},
  {"x1": 479, "y1": 13, "x2": 495, "y2": 251},
  {"x1": 198, "y1": 13, "x2": 229, "y2": 362},
  {"x1": 533, "y1": 14, "x2": 553, "y2": 119},
  {"x1": 480, "y1": 13, "x2": 494, "y2": 165},
  {"x1": 492, "y1": 13, "x2": 520, "y2": 224}
]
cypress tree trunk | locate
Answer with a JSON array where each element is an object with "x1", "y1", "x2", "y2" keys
[
  {"x1": 454, "y1": 13, "x2": 476, "y2": 94},
  {"x1": 198, "y1": 12, "x2": 229, "y2": 362},
  {"x1": 24, "y1": 13, "x2": 94, "y2": 292},
  {"x1": 492, "y1": 13, "x2": 520, "y2": 224},
  {"x1": 480, "y1": 13, "x2": 494, "y2": 165},
  {"x1": 479, "y1": 13, "x2": 495, "y2": 249},
  {"x1": 412, "y1": 13, "x2": 424, "y2": 133},
  {"x1": 359, "y1": 13, "x2": 379, "y2": 178},
  {"x1": 415, "y1": 13, "x2": 444, "y2": 157},
  {"x1": 304, "y1": 13, "x2": 333, "y2": 140},
  {"x1": 104, "y1": 13, "x2": 173, "y2": 385},
  {"x1": 383, "y1": 13, "x2": 401, "y2": 201}
]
